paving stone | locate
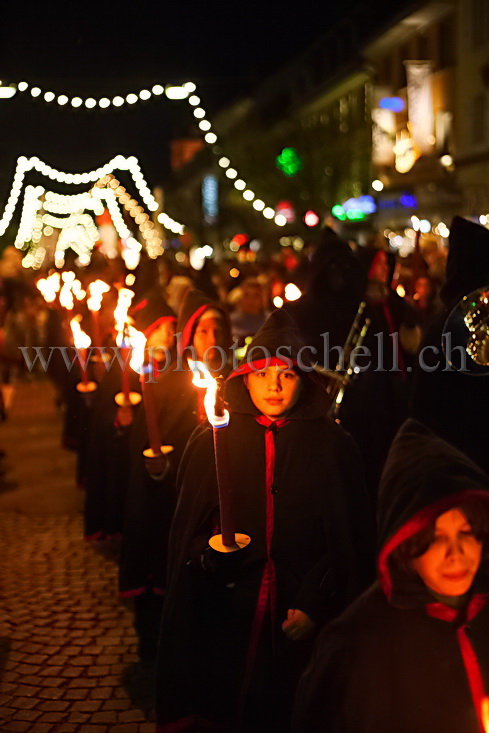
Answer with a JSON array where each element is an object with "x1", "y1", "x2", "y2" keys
[
  {"x1": 72, "y1": 700, "x2": 103, "y2": 713},
  {"x1": 38, "y1": 700, "x2": 70, "y2": 712},
  {"x1": 64, "y1": 688, "x2": 89, "y2": 700},
  {"x1": 118, "y1": 709, "x2": 146, "y2": 723},
  {"x1": 38, "y1": 688, "x2": 66, "y2": 700},
  {"x1": 11, "y1": 696, "x2": 39, "y2": 710}
]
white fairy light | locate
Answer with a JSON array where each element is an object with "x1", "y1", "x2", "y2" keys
[
  {"x1": 193, "y1": 108, "x2": 206, "y2": 119},
  {"x1": 57, "y1": 95, "x2": 69, "y2": 105},
  {"x1": 44, "y1": 91, "x2": 55, "y2": 102}
]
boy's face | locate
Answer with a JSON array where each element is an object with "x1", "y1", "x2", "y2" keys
[
  {"x1": 245, "y1": 365, "x2": 301, "y2": 421},
  {"x1": 411, "y1": 508, "x2": 482, "y2": 596}
]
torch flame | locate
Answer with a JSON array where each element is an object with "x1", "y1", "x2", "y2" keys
[
  {"x1": 70, "y1": 315, "x2": 91, "y2": 350},
  {"x1": 128, "y1": 327, "x2": 148, "y2": 374},
  {"x1": 482, "y1": 697, "x2": 489, "y2": 733},
  {"x1": 36, "y1": 278, "x2": 57, "y2": 304},
  {"x1": 59, "y1": 282, "x2": 74, "y2": 311},
  {"x1": 87, "y1": 279, "x2": 110, "y2": 312},
  {"x1": 61, "y1": 271, "x2": 76, "y2": 284},
  {"x1": 114, "y1": 288, "x2": 135, "y2": 343},
  {"x1": 188, "y1": 359, "x2": 229, "y2": 428}
]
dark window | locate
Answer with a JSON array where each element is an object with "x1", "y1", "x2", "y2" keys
[
  {"x1": 438, "y1": 17, "x2": 456, "y2": 68},
  {"x1": 471, "y1": 0, "x2": 489, "y2": 47},
  {"x1": 472, "y1": 94, "x2": 487, "y2": 144}
]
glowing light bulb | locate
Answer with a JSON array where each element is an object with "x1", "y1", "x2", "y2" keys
[
  {"x1": 31, "y1": 87, "x2": 41, "y2": 97},
  {"x1": 126, "y1": 93, "x2": 138, "y2": 104},
  {"x1": 253, "y1": 199, "x2": 265, "y2": 211},
  {"x1": 219, "y1": 157, "x2": 230, "y2": 168},
  {"x1": 275, "y1": 214, "x2": 287, "y2": 226},
  {"x1": 71, "y1": 97, "x2": 82, "y2": 107},
  {"x1": 243, "y1": 190, "x2": 254, "y2": 201},
  {"x1": 188, "y1": 95, "x2": 200, "y2": 106},
  {"x1": 152, "y1": 84, "x2": 164, "y2": 95},
  {"x1": 234, "y1": 180, "x2": 246, "y2": 190},
  {"x1": 113, "y1": 96, "x2": 124, "y2": 107},
  {"x1": 372, "y1": 179, "x2": 384, "y2": 191},
  {"x1": 85, "y1": 98, "x2": 96, "y2": 108},
  {"x1": 225, "y1": 168, "x2": 237, "y2": 179},
  {"x1": 99, "y1": 98, "x2": 110, "y2": 108},
  {"x1": 193, "y1": 107, "x2": 205, "y2": 119},
  {"x1": 183, "y1": 82, "x2": 196, "y2": 92},
  {"x1": 263, "y1": 207, "x2": 275, "y2": 219},
  {"x1": 139, "y1": 89, "x2": 151, "y2": 100},
  {"x1": 57, "y1": 95, "x2": 68, "y2": 105},
  {"x1": 18, "y1": 82, "x2": 28, "y2": 92},
  {"x1": 205, "y1": 132, "x2": 217, "y2": 144},
  {"x1": 44, "y1": 91, "x2": 55, "y2": 102},
  {"x1": 165, "y1": 85, "x2": 188, "y2": 100}
]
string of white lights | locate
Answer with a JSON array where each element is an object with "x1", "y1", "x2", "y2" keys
[
  {"x1": 12, "y1": 81, "x2": 196, "y2": 107},
  {"x1": 1, "y1": 79, "x2": 285, "y2": 229},
  {"x1": 184, "y1": 92, "x2": 286, "y2": 227}
]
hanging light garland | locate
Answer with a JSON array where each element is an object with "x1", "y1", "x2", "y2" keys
[
  {"x1": 0, "y1": 154, "x2": 161, "y2": 238},
  {"x1": 11, "y1": 81, "x2": 196, "y2": 108},
  {"x1": 1, "y1": 79, "x2": 287, "y2": 228}
]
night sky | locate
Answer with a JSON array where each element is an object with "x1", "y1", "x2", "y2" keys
[{"x1": 0, "y1": 1, "x2": 360, "y2": 205}]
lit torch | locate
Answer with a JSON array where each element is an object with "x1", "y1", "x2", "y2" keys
[
  {"x1": 36, "y1": 276, "x2": 59, "y2": 304},
  {"x1": 130, "y1": 328, "x2": 173, "y2": 460},
  {"x1": 70, "y1": 316, "x2": 97, "y2": 394},
  {"x1": 114, "y1": 288, "x2": 142, "y2": 408},
  {"x1": 87, "y1": 280, "x2": 110, "y2": 346},
  {"x1": 189, "y1": 359, "x2": 250, "y2": 551},
  {"x1": 482, "y1": 697, "x2": 489, "y2": 733}
]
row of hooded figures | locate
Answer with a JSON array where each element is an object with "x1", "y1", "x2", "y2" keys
[{"x1": 56, "y1": 215, "x2": 489, "y2": 733}]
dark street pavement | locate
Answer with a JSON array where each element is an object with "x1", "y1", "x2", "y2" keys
[{"x1": 0, "y1": 379, "x2": 155, "y2": 733}]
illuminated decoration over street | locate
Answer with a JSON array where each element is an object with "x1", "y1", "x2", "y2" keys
[
  {"x1": 1, "y1": 75, "x2": 294, "y2": 229},
  {"x1": 404, "y1": 61, "x2": 434, "y2": 155},
  {"x1": 332, "y1": 196, "x2": 376, "y2": 222},
  {"x1": 201, "y1": 175, "x2": 219, "y2": 224},
  {"x1": 11, "y1": 80, "x2": 196, "y2": 108},
  {"x1": 275, "y1": 148, "x2": 303, "y2": 177},
  {"x1": 379, "y1": 96, "x2": 405, "y2": 112},
  {"x1": 303, "y1": 210, "x2": 320, "y2": 227},
  {"x1": 394, "y1": 131, "x2": 419, "y2": 173}
]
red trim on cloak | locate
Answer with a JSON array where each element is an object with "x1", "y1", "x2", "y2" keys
[
  {"x1": 378, "y1": 490, "x2": 489, "y2": 599},
  {"x1": 156, "y1": 715, "x2": 227, "y2": 732},
  {"x1": 180, "y1": 304, "x2": 209, "y2": 354},
  {"x1": 131, "y1": 298, "x2": 148, "y2": 314},
  {"x1": 84, "y1": 531, "x2": 103, "y2": 542},
  {"x1": 119, "y1": 586, "x2": 147, "y2": 599},
  {"x1": 237, "y1": 416, "x2": 290, "y2": 725},
  {"x1": 427, "y1": 595, "x2": 488, "y2": 731},
  {"x1": 381, "y1": 301, "x2": 407, "y2": 379},
  {"x1": 144, "y1": 315, "x2": 177, "y2": 338},
  {"x1": 228, "y1": 357, "x2": 297, "y2": 379}
]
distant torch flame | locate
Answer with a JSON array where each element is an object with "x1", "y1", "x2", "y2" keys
[
  {"x1": 114, "y1": 288, "x2": 135, "y2": 340},
  {"x1": 87, "y1": 280, "x2": 110, "y2": 312},
  {"x1": 70, "y1": 315, "x2": 91, "y2": 350},
  {"x1": 72, "y1": 279, "x2": 86, "y2": 302},
  {"x1": 59, "y1": 282, "x2": 74, "y2": 311},
  {"x1": 188, "y1": 359, "x2": 229, "y2": 428},
  {"x1": 284, "y1": 283, "x2": 302, "y2": 302},
  {"x1": 128, "y1": 328, "x2": 148, "y2": 374},
  {"x1": 36, "y1": 278, "x2": 56, "y2": 304},
  {"x1": 61, "y1": 271, "x2": 76, "y2": 284}
]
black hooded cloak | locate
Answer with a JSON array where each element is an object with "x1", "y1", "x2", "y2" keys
[
  {"x1": 118, "y1": 289, "x2": 231, "y2": 598},
  {"x1": 155, "y1": 309, "x2": 374, "y2": 733},
  {"x1": 83, "y1": 293, "x2": 175, "y2": 540},
  {"x1": 294, "y1": 419, "x2": 489, "y2": 733},
  {"x1": 411, "y1": 216, "x2": 489, "y2": 475}
]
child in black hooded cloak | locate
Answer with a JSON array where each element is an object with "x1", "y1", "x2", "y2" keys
[
  {"x1": 294, "y1": 418, "x2": 489, "y2": 733},
  {"x1": 155, "y1": 309, "x2": 374, "y2": 733}
]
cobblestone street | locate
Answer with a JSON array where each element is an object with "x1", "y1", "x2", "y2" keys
[{"x1": 0, "y1": 380, "x2": 155, "y2": 733}]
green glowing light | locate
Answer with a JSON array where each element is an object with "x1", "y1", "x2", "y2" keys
[
  {"x1": 275, "y1": 148, "x2": 303, "y2": 177},
  {"x1": 331, "y1": 204, "x2": 346, "y2": 221}
]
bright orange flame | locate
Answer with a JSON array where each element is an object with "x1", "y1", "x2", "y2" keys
[
  {"x1": 396, "y1": 284, "x2": 406, "y2": 298},
  {"x1": 114, "y1": 288, "x2": 135, "y2": 342},
  {"x1": 70, "y1": 315, "x2": 91, "y2": 349},
  {"x1": 284, "y1": 283, "x2": 302, "y2": 301},
  {"x1": 482, "y1": 697, "x2": 489, "y2": 732},
  {"x1": 128, "y1": 328, "x2": 148, "y2": 373},
  {"x1": 188, "y1": 360, "x2": 229, "y2": 427},
  {"x1": 87, "y1": 279, "x2": 110, "y2": 312},
  {"x1": 59, "y1": 282, "x2": 74, "y2": 311}
]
